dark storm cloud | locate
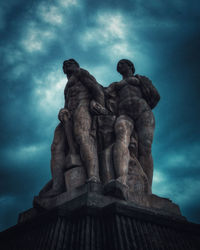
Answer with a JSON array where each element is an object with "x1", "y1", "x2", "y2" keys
[{"x1": 0, "y1": 0, "x2": 200, "y2": 231}]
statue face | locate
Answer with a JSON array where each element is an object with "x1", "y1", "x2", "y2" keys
[
  {"x1": 63, "y1": 60, "x2": 79, "y2": 74},
  {"x1": 117, "y1": 60, "x2": 131, "y2": 75}
]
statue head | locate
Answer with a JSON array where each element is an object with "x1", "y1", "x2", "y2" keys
[
  {"x1": 63, "y1": 59, "x2": 80, "y2": 76},
  {"x1": 117, "y1": 59, "x2": 135, "y2": 76}
]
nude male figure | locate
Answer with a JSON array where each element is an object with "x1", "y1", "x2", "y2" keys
[
  {"x1": 106, "y1": 59, "x2": 160, "y2": 194},
  {"x1": 41, "y1": 59, "x2": 105, "y2": 197}
]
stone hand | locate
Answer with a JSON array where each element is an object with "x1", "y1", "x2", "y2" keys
[
  {"x1": 58, "y1": 108, "x2": 70, "y2": 122},
  {"x1": 90, "y1": 100, "x2": 110, "y2": 115},
  {"x1": 104, "y1": 82, "x2": 118, "y2": 95}
]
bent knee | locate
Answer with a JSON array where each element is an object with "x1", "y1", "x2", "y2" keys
[
  {"x1": 115, "y1": 123, "x2": 127, "y2": 136},
  {"x1": 115, "y1": 116, "x2": 133, "y2": 135}
]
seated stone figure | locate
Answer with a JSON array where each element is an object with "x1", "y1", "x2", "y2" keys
[{"x1": 102, "y1": 59, "x2": 160, "y2": 198}]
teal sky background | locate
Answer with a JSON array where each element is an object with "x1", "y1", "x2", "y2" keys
[{"x1": 0, "y1": 0, "x2": 200, "y2": 231}]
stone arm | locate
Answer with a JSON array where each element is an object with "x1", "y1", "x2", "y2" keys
[
  {"x1": 64, "y1": 84, "x2": 69, "y2": 109},
  {"x1": 78, "y1": 69, "x2": 105, "y2": 107},
  {"x1": 135, "y1": 74, "x2": 160, "y2": 109},
  {"x1": 105, "y1": 80, "x2": 127, "y2": 95}
]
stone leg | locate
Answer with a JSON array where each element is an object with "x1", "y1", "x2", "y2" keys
[
  {"x1": 135, "y1": 110, "x2": 155, "y2": 194},
  {"x1": 39, "y1": 123, "x2": 67, "y2": 198},
  {"x1": 73, "y1": 104, "x2": 100, "y2": 182},
  {"x1": 113, "y1": 115, "x2": 133, "y2": 185},
  {"x1": 50, "y1": 123, "x2": 67, "y2": 194}
]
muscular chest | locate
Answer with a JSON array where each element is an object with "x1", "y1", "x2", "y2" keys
[
  {"x1": 120, "y1": 84, "x2": 142, "y2": 99},
  {"x1": 64, "y1": 77, "x2": 87, "y2": 98}
]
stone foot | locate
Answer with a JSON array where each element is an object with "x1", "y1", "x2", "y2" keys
[
  {"x1": 86, "y1": 176, "x2": 101, "y2": 183},
  {"x1": 103, "y1": 179, "x2": 129, "y2": 200}
]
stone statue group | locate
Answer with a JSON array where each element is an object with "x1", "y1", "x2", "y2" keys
[{"x1": 39, "y1": 59, "x2": 160, "y2": 201}]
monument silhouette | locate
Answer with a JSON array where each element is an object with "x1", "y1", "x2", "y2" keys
[{"x1": 1, "y1": 59, "x2": 200, "y2": 249}]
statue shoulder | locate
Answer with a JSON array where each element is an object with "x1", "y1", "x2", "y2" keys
[
  {"x1": 135, "y1": 74, "x2": 152, "y2": 85},
  {"x1": 78, "y1": 68, "x2": 97, "y2": 83},
  {"x1": 135, "y1": 74, "x2": 160, "y2": 109}
]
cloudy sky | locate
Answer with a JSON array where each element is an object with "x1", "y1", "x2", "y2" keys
[{"x1": 0, "y1": 0, "x2": 200, "y2": 231}]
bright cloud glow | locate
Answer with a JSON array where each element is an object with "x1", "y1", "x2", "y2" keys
[
  {"x1": 39, "y1": 5, "x2": 63, "y2": 25},
  {"x1": 83, "y1": 13, "x2": 126, "y2": 44},
  {"x1": 82, "y1": 64, "x2": 116, "y2": 86},
  {"x1": 167, "y1": 154, "x2": 186, "y2": 165},
  {"x1": 21, "y1": 22, "x2": 55, "y2": 53},
  {"x1": 108, "y1": 43, "x2": 130, "y2": 57},
  {"x1": 152, "y1": 170, "x2": 169, "y2": 197},
  {"x1": 164, "y1": 144, "x2": 200, "y2": 168},
  {"x1": 153, "y1": 170, "x2": 165, "y2": 184},
  {"x1": 21, "y1": 0, "x2": 80, "y2": 53},
  {"x1": 96, "y1": 13, "x2": 126, "y2": 41},
  {"x1": 58, "y1": 0, "x2": 78, "y2": 7},
  {"x1": 4, "y1": 144, "x2": 47, "y2": 166},
  {"x1": 153, "y1": 143, "x2": 200, "y2": 203},
  {"x1": 34, "y1": 70, "x2": 66, "y2": 113},
  {"x1": 80, "y1": 12, "x2": 131, "y2": 58}
]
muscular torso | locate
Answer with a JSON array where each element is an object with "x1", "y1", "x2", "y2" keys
[
  {"x1": 64, "y1": 75, "x2": 91, "y2": 112},
  {"x1": 116, "y1": 77, "x2": 151, "y2": 119}
]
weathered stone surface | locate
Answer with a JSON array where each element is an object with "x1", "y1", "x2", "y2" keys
[
  {"x1": 1, "y1": 194, "x2": 200, "y2": 250},
  {"x1": 99, "y1": 144, "x2": 115, "y2": 183},
  {"x1": 65, "y1": 166, "x2": 86, "y2": 192},
  {"x1": 65, "y1": 153, "x2": 82, "y2": 169},
  {"x1": 103, "y1": 180, "x2": 129, "y2": 200},
  {"x1": 34, "y1": 58, "x2": 180, "y2": 218},
  {"x1": 33, "y1": 183, "x2": 182, "y2": 220},
  {"x1": 2, "y1": 58, "x2": 199, "y2": 249}
]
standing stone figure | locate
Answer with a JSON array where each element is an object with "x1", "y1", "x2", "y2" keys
[
  {"x1": 38, "y1": 58, "x2": 160, "y2": 202},
  {"x1": 40, "y1": 59, "x2": 105, "y2": 197},
  {"x1": 105, "y1": 59, "x2": 160, "y2": 194}
]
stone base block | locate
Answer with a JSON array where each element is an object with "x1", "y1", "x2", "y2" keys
[
  {"x1": 33, "y1": 181, "x2": 181, "y2": 219},
  {"x1": 1, "y1": 194, "x2": 200, "y2": 250}
]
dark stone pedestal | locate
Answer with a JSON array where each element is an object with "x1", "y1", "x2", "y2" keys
[{"x1": 1, "y1": 192, "x2": 200, "y2": 250}]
